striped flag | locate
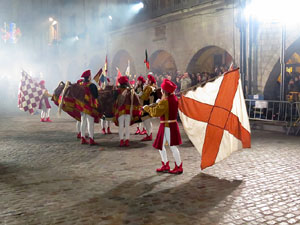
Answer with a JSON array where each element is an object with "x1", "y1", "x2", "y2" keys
[{"x1": 178, "y1": 68, "x2": 251, "y2": 170}]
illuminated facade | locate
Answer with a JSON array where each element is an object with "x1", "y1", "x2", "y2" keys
[{"x1": 1, "y1": 0, "x2": 300, "y2": 99}]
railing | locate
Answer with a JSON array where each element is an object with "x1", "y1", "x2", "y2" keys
[{"x1": 245, "y1": 99, "x2": 300, "y2": 135}]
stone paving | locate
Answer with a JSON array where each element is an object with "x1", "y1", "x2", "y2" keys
[{"x1": 0, "y1": 114, "x2": 300, "y2": 225}]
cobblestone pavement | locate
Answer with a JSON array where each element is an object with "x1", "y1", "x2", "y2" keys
[{"x1": 0, "y1": 114, "x2": 300, "y2": 225}]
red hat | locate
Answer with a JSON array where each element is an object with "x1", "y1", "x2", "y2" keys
[
  {"x1": 81, "y1": 70, "x2": 91, "y2": 78},
  {"x1": 147, "y1": 74, "x2": 156, "y2": 84},
  {"x1": 137, "y1": 76, "x2": 146, "y2": 83},
  {"x1": 39, "y1": 80, "x2": 45, "y2": 85},
  {"x1": 118, "y1": 76, "x2": 129, "y2": 85},
  {"x1": 130, "y1": 80, "x2": 135, "y2": 85},
  {"x1": 161, "y1": 79, "x2": 177, "y2": 93}
]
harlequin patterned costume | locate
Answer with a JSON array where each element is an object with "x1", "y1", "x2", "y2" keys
[
  {"x1": 113, "y1": 76, "x2": 142, "y2": 147},
  {"x1": 139, "y1": 74, "x2": 157, "y2": 141}
]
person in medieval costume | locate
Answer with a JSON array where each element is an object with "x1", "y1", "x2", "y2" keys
[
  {"x1": 114, "y1": 76, "x2": 131, "y2": 147},
  {"x1": 134, "y1": 76, "x2": 146, "y2": 135},
  {"x1": 112, "y1": 76, "x2": 141, "y2": 147},
  {"x1": 143, "y1": 79, "x2": 183, "y2": 174},
  {"x1": 139, "y1": 73, "x2": 156, "y2": 141},
  {"x1": 99, "y1": 78, "x2": 113, "y2": 135},
  {"x1": 79, "y1": 70, "x2": 99, "y2": 145},
  {"x1": 39, "y1": 80, "x2": 53, "y2": 122}
]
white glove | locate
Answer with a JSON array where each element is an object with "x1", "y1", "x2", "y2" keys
[
  {"x1": 156, "y1": 98, "x2": 161, "y2": 103},
  {"x1": 143, "y1": 105, "x2": 148, "y2": 109}
]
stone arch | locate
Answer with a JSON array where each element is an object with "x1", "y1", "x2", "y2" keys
[
  {"x1": 186, "y1": 46, "x2": 233, "y2": 74},
  {"x1": 149, "y1": 50, "x2": 177, "y2": 76},
  {"x1": 111, "y1": 50, "x2": 136, "y2": 77},
  {"x1": 264, "y1": 35, "x2": 300, "y2": 100}
]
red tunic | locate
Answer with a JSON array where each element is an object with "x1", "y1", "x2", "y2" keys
[{"x1": 144, "y1": 94, "x2": 182, "y2": 150}]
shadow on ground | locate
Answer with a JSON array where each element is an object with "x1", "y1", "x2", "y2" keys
[{"x1": 72, "y1": 173, "x2": 242, "y2": 225}]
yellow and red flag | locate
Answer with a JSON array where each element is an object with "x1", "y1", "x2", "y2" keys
[{"x1": 178, "y1": 68, "x2": 251, "y2": 170}]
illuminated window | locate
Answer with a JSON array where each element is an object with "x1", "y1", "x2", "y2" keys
[
  {"x1": 1, "y1": 22, "x2": 21, "y2": 44},
  {"x1": 49, "y1": 20, "x2": 59, "y2": 44}
]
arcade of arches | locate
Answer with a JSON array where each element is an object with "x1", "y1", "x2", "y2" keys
[
  {"x1": 149, "y1": 50, "x2": 177, "y2": 76},
  {"x1": 111, "y1": 50, "x2": 136, "y2": 77},
  {"x1": 111, "y1": 46, "x2": 232, "y2": 78},
  {"x1": 187, "y1": 46, "x2": 233, "y2": 75}
]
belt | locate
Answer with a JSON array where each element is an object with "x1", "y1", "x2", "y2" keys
[{"x1": 160, "y1": 120, "x2": 177, "y2": 123}]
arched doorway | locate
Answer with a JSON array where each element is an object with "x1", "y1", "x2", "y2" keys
[
  {"x1": 111, "y1": 50, "x2": 136, "y2": 78},
  {"x1": 186, "y1": 46, "x2": 233, "y2": 74},
  {"x1": 149, "y1": 50, "x2": 177, "y2": 76},
  {"x1": 264, "y1": 36, "x2": 300, "y2": 100}
]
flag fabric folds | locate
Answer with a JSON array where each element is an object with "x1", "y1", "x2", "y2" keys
[
  {"x1": 104, "y1": 55, "x2": 108, "y2": 76},
  {"x1": 178, "y1": 69, "x2": 251, "y2": 170},
  {"x1": 125, "y1": 60, "x2": 130, "y2": 76},
  {"x1": 144, "y1": 49, "x2": 150, "y2": 70},
  {"x1": 115, "y1": 67, "x2": 122, "y2": 86},
  {"x1": 18, "y1": 71, "x2": 45, "y2": 114}
]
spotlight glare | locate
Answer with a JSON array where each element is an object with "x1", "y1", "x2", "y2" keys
[
  {"x1": 108, "y1": 15, "x2": 113, "y2": 20},
  {"x1": 52, "y1": 20, "x2": 57, "y2": 26},
  {"x1": 49, "y1": 17, "x2": 54, "y2": 22},
  {"x1": 132, "y1": 2, "x2": 144, "y2": 12},
  {"x1": 75, "y1": 36, "x2": 79, "y2": 41}
]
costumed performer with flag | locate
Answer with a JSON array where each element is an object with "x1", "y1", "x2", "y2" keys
[
  {"x1": 134, "y1": 76, "x2": 146, "y2": 135},
  {"x1": 39, "y1": 80, "x2": 53, "y2": 122},
  {"x1": 143, "y1": 79, "x2": 183, "y2": 174},
  {"x1": 79, "y1": 70, "x2": 99, "y2": 145},
  {"x1": 138, "y1": 73, "x2": 156, "y2": 141},
  {"x1": 114, "y1": 76, "x2": 133, "y2": 147}
]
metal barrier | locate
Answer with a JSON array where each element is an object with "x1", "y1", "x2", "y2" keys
[{"x1": 245, "y1": 99, "x2": 300, "y2": 135}]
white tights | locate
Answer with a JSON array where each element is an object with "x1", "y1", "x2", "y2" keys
[
  {"x1": 118, "y1": 114, "x2": 130, "y2": 140},
  {"x1": 80, "y1": 113, "x2": 94, "y2": 139},
  {"x1": 158, "y1": 127, "x2": 182, "y2": 165}
]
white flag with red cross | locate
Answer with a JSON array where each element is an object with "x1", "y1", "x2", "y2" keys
[
  {"x1": 178, "y1": 68, "x2": 251, "y2": 170},
  {"x1": 18, "y1": 71, "x2": 45, "y2": 115}
]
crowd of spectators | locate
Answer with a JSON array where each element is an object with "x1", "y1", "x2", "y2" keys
[
  {"x1": 108, "y1": 64, "x2": 230, "y2": 94},
  {"x1": 286, "y1": 72, "x2": 300, "y2": 93}
]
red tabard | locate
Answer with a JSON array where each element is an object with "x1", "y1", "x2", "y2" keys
[
  {"x1": 39, "y1": 93, "x2": 51, "y2": 109},
  {"x1": 153, "y1": 94, "x2": 182, "y2": 150}
]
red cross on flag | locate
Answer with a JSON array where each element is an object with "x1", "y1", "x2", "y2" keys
[{"x1": 178, "y1": 68, "x2": 251, "y2": 170}]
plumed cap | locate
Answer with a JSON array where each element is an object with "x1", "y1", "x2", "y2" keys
[
  {"x1": 81, "y1": 70, "x2": 91, "y2": 78},
  {"x1": 161, "y1": 78, "x2": 177, "y2": 93},
  {"x1": 118, "y1": 76, "x2": 129, "y2": 85},
  {"x1": 147, "y1": 74, "x2": 156, "y2": 84},
  {"x1": 137, "y1": 76, "x2": 146, "y2": 83},
  {"x1": 39, "y1": 80, "x2": 45, "y2": 85}
]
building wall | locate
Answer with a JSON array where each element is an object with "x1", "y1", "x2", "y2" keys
[{"x1": 2, "y1": 0, "x2": 300, "y2": 99}]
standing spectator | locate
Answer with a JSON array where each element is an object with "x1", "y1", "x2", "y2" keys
[{"x1": 180, "y1": 72, "x2": 192, "y2": 91}]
